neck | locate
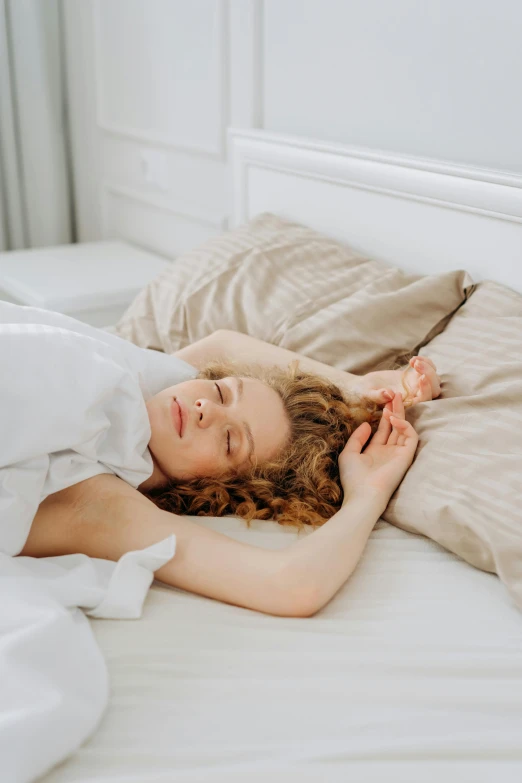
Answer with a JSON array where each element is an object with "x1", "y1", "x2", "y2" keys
[{"x1": 138, "y1": 451, "x2": 169, "y2": 492}]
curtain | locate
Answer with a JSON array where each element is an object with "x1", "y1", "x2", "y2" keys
[{"x1": 0, "y1": 0, "x2": 74, "y2": 251}]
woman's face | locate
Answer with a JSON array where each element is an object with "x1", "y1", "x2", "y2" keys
[{"x1": 140, "y1": 376, "x2": 291, "y2": 489}]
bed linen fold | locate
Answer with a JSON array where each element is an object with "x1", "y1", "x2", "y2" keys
[
  {"x1": 0, "y1": 301, "x2": 197, "y2": 782},
  {"x1": 0, "y1": 535, "x2": 176, "y2": 783}
]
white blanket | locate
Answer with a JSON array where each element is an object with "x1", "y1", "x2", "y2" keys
[{"x1": 0, "y1": 302, "x2": 197, "y2": 783}]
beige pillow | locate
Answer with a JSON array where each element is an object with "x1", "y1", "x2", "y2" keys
[
  {"x1": 114, "y1": 213, "x2": 473, "y2": 374},
  {"x1": 384, "y1": 280, "x2": 522, "y2": 609}
]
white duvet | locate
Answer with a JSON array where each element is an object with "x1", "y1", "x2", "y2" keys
[{"x1": 0, "y1": 301, "x2": 197, "y2": 783}]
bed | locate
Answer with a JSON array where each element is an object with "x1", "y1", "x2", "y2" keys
[{"x1": 39, "y1": 129, "x2": 522, "y2": 782}]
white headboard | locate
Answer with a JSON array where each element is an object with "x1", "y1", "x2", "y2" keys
[{"x1": 229, "y1": 129, "x2": 522, "y2": 293}]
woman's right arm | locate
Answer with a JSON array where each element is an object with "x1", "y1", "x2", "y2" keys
[
  {"x1": 20, "y1": 473, "x2": 385, "y2": 618},
  {"x1": 21, "y1": 475, "x2": 307, "y2": 616},
  {"x1": 21, "y1": 394, "x2": 414, "y2": 617}
]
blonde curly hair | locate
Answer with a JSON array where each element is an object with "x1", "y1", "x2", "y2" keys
[{"x1": 141, "y1": 360, "x2": 406, "y2": 531}]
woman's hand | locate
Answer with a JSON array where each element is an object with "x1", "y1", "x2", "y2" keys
[
  {"x1": 354, "y1": 355, "x2": 441, "y2": 408},
  {"x1": 338, "y1": 392, "x2": 418, "y2": 504}
]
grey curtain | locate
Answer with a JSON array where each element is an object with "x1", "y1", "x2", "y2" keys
[{"x1": 0, "y1": 0, "x2": 74, "y2": 251}]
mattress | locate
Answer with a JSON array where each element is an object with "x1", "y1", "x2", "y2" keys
[{"x1": 40, "y1": 516, "x2": 522, "y2": 783}]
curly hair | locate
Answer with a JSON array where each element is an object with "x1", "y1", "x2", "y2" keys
[{"x1": 141, "y1": 360, "x2": 401, "y2": 531}]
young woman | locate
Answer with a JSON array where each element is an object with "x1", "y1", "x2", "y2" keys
[{"x1": 19, "y1": 328, "x2": 440, "y2": 618}]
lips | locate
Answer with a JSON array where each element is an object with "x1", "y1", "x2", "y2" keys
[{"x1": 171, "y1": 398, "x2": 182, "y2": 436}]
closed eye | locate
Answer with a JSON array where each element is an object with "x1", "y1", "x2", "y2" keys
[{"x1": 216, "y1": 382, "x2": 231, "y2": 456}]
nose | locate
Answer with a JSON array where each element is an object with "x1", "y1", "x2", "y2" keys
[{"x1": 195, "y1": 398, "x2": 225, "y2": 428}]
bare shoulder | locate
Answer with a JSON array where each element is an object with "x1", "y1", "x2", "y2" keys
[
  {"x1": 63, "y1": 472, "x2": 151, "y2": 511},
  {"x1": 20, "y1": 473, "x2": 157, "y2": 558},
  {"x1": 23, "y1": 472, "x2": 314, "y2": 617}
]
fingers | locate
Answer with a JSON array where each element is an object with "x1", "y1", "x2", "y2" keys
[
  {"x1": 384, "y1": 410, "x2": 414, "y2": 446},
  {"x1": 387, "y1": 416, "x2": 400, "y2": 446},
  {"x1": 360, "y1": 390, "x2": 417, "y2": 453},
  {"x1": 409, "y1": 355, "x2": 437, "y2": 371},
  {"x1": 409, "y1": 355, "x2": 441, "y2": 401},
  {"x1": 382, "y1": 392, "x2": 404, "y2": 446},
  {"x1": 388, "y1": 415, "x2": 410, "y2": 447},
  {"x1": 413, "y1": 374, "x2": 433, "y2": 403},
  {"x1": 386, "y1": 389, "x2": 418, "y2": 447},
  {"x1": 342, "y1": 421, "x2": 372, "y2": 454},
  {"x1": 425, "y1": 365, "x2": 441, "y2": 399},
  {"x1": 372, "y1": 401, "x2": 393, "y2": 445}
]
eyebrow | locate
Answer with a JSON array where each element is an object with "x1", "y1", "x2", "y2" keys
[{"x1": 233, "y1": 377, "x2": 255, "y2": 461}]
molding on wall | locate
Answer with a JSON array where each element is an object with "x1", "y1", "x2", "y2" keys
[
  {"x1": 96, "y1": 124, "x2": 225, "y2": 160},
  {"x1": 102, "y1": 183, "x2": 227, "y2": 230},
  {"x1": 230, "y1": 128, "x2": 522, "y2": 227},
  {"x1": 228, "y1": 128, "x2": 522, "y2": 292},
  {"x1": 92, "y1": 0, "x2": 228, "y2": 159},
  {"x1": 230, "y1": 129, "x2": 522, "y2": 188}
]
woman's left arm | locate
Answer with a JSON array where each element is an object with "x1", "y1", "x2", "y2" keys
[
  {"x1": 173, "y1": 329, "x2": 440, "y2": 406},
  {"x1": 175, "y1": 329, "x2": 358, "y2": 385}
]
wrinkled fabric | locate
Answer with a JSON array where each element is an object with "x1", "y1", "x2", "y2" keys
[
  {"x1": 0, "y1": 536, "x2": 177, "y2": 783},
  {"x1": 0, "y1": 299, "x2": 197, "y2": 556},
  {"x1": 0, "y1": 301, "x2": 197, "y2": 782},
  {"x1": 113, "y1": 212, "x2": 473, "y2": 374},
  {"x1": 383, "y1": 280, "x2": 522, "y2": 610}
]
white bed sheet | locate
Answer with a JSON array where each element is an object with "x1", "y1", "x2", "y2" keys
[{"x1": 39, "y1": 516, "x2": 522, "y2": 783}]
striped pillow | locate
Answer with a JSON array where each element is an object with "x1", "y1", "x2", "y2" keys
[
  {"x1": 384, "y1": 281, "x2": 522, "y2": 610},
  {"x1": 114, "y1": 212, "x2": 472, "y2": 374}
]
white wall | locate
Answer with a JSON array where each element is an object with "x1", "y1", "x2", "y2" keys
[
  {"x1": 63, "y1": 0, "x2": 522, "y2": 257},
  {"x1": 263, "y1": 0, "x2": 522, "y2": 173},
  {"x1": 63, "y1": 0, "x2": 233, "y2": 256}
]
